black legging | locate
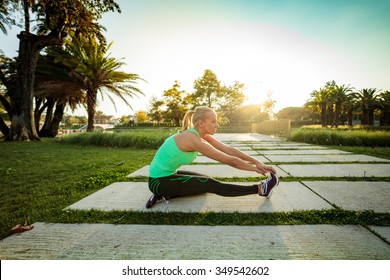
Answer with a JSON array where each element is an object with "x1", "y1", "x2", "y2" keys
[{"x1": 148, "y1": 170, "x2": 258, "y2": 198}]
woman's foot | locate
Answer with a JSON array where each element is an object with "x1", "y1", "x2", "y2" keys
[
  {"x1": 259, "y1": 173, "x2": 279, "y2": 198},
  {"x1": 145, "y1": 194, "x2": 169, "y2": 208}
]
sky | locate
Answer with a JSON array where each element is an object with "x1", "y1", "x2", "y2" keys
[{"x1": 1, "y1": 0, "x2": 390, "y2": 118}]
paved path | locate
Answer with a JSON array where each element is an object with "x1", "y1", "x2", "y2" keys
[{"x1": 1, "y1": 133, "x2": 389, "y2": 260}]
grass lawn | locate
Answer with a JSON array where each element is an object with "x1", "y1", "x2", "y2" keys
[
  {"x1": 1, "y1": 136, "x2": 390, "y2": 240},
  {"x1": 0, "y1": 138, "x2": 155, "y2": 240}
]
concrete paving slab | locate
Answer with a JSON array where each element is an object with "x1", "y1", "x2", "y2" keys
[
  {"x1": 302, "y1": 181, "x2": 390, "y2": 212},
  {"x1": 250, "y1": 142, "x2": 314, "y2": 150},
  {"x1": 253, "y1": 145, "x2": 330, "y2": 150},
  {"x1": 128, "y1": 165, "x2": 290, "y2": 178},
  {"x1": 214, "y1": 133, "x2": 281, "y2": 142},
  {"x1": 194, "y1": 155, "x2": 269, "y2": 163},
  {"x1": 1, "y1": 223, "x2": 389, "y2": 259},
  {"x1": 260, "y1": 149, "x2": 352, "y2": 155},
  {"x1": 67, "y1": 182, "x2": 333, "y2": 213},
  {"x1": 266, "y1": 154, "x2": 390, "y2": 163},
  {"x1": 279, "y1": 164, "x2": 390, "y2": 177},
  {"x1": 369, "y1": 226, "x2": 390, "y2": 243},
  {"x1": 226, "y1": 143, "x2": 253, "y2": 148},
  {"x1": 251, "y1": 143, "x2": 312, "y2": 147},
  {"x1": 199, "y1": 150, "x2": 259, "y2": 156}
]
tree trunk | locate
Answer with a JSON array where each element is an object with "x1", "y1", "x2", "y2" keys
[
  {"x1": 6, "y1": 27, "x2": 63, "y2": 141},
  {"x1": 34, "y1": 98, "x2": 45, "y2": 132},
  {"x1": 327, "y1": 106, "x2": 334, "y2": 127},
  {"x1": 0, "y1": 116, "x2": 10, "y2": 137},
  {"x1": 381, "y1": 110, "x2": 390, "y2": 126},
  {"x1": 37, "y1": 98, "x2": 54, "y2": 137},
  {"x1": 6, "y1": 32, "x2": 40, "y2": 141},
  {"x1": 333, "y1": 103, "x2": 341, "y2": 128},
  {"x1": 368, "y1": 109, "x2": 375, "y2": 126},
  {"x1": 0, "y1": 91, "x2": 12, "y2": 118},
  {"x1": 46, "y1": 102, "x2": 65, "y2": 137},
  {"x1": 321, "y1": 104, "x2": 327, "y2": 127},
  {"x1": 361, "y1": 106, "x2": 368, "y2": 125},
  {"x1": 347, "y1": 108, "x2": 353, "y2": 126},
  {"x1": 87, "y1": 90, "x2": 97, "y2": 132}
]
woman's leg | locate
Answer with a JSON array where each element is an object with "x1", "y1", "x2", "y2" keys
[{"x1": 149, "y1": 170, "x2": 258, "y2": 198}]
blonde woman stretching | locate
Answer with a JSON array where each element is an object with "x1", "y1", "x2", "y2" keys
[{"x1": 146, "y1": 106, "x2": 279, "y2": 208}]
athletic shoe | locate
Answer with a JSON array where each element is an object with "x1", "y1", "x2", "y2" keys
[
  {"x1": 259, "y1": 173, "x2": 279, "y2": 198},
  {"x1": 145, "y1": 194, "x2": 168, "y2": 208}
]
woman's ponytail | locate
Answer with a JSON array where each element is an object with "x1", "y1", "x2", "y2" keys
[{"x1": 182, "y1": 110, "x2": 195, "y2": 131}]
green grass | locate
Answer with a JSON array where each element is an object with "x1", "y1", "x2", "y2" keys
[
  {"x1": 289, "y1": 127, "x2": 390, "y2": 147},
  {"x1": 327, "y1": 145, "x2": 390, "y2": 160},
  {"x1": 0, "y1": 138, "x2": 155, "y2": 240},
  {"x1": 50, "y1": 209, "x2": 389, "y2": 226},
  {"x1": 1, "y1": 133, "x2": 389, "y2": 241}
]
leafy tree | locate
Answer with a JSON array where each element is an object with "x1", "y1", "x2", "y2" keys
[
  {"x1": 120, "y1": 115, "x2": 129, "y2": 123},
  {"x1": 148, "y1": 96, "x2": 164, "y2": 124},
  {"x1": 95, "y1": 111, "x2": 105, "y2": 117},
  {"x1": 3, "y1": 0, "x2": 121, "y2": 141},
  {"x1": 260, "y1": 91, "x2": 276, "y2": 120},
  {"x1": 234, "y1": 104, "x2": 262, "y2": 123},
  {"x1": 65, "y1": 116, "x2": 80, "y2": 127},
  {"x1": 218, "y1": 81, "x2": 246, "y2": 124},
  {"x1": 275, "y1": 107, "x2": 305, "y2": 121},
  {"x1": 135, "y1": 111, "x2": 148, "y2": 123},
  {"x1": 191, "y1": 69, "x2": 221, "y2": 109},
  {"x1": 162, "y1": 81, "x2": 189, "y2": 126}
]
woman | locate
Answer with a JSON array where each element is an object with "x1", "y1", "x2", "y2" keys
[{"x1": 146, "y1": 106, "x2": 279, "y2": 208}]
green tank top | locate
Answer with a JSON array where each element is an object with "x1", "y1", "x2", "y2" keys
[{"x1": 149, "y1": 128, "x2": 200, "y2": 178}]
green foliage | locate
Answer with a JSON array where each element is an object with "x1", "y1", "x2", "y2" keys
[
  {"x1": 50, "y1": 209, "x2": 390, "y2": 227},
  {"x1": 78, "y1": 170, "x2": 129, "y2": 189},
  {"x1": 191, "y1": 69, "x2": 221, "y2": 108},
  {"x1": 160, "y1": 81, "x2": 189, "y2": 126},
  {"x1": 289, "y1": 127, "x2": 390, "y2": 147},
  {"x1": 59, "y1": 129, "x2": 175, "y2": 148},
  {"x1": 276, "y1": 107, "x2": 306, "y2": 121}
]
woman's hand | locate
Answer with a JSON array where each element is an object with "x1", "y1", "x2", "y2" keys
[{"x1": 255, "y1": 162, "x2": 277, "y2": 175}]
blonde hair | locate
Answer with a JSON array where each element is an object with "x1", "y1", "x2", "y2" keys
[{"x1": 182, "y1": 106, "x2": 215, "y2": 130}]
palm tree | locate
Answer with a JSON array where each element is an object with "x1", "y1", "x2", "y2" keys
[
  {"x1": 353, "y1": 88, "x2": 380, "y2": 125},
  {"x1": 4, "y1": 0, "x2": 121, "y2": 141},
  {"x1": 331, "y1": 84, "x2": 353, "y2": 127},
  {"x1": 344, "y1": 92, "x2": 360, "y2": 126},
  {"x1": 307, "y1": 87, "x2": 329, "y2": 127},
  {"x1": 33, "y1": 52, "x2": 86, "y2": 137},
  {"x1": 0, "y1": 0, "x2": 18, "y2": 35},
  {"x1": 378, "y1": 90, "x2": 390, "y2": 126},
  {"x1": 53, "y1": 35, "x2": 145, "y2": 131}
]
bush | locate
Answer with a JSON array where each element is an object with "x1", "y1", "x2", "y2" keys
[
  {"x1": 59, "y1": 129, "x2": 176, "y2": 148},
  {"x1": 288, "y1": 127, "x2": 390, "y2": 147}
]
